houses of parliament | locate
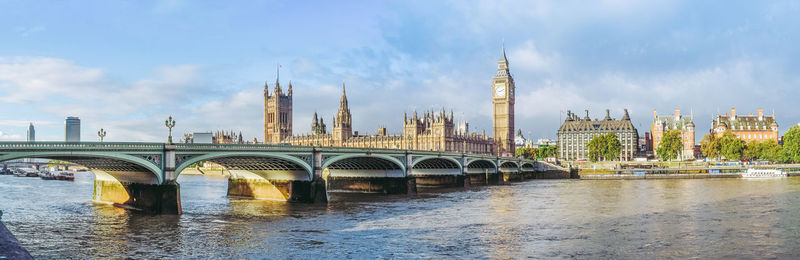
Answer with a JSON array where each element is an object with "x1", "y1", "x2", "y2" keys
[{"x1": 263, "y1": 46, "x2": 516, "y2": 156}]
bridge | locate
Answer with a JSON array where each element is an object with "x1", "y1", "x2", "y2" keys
[{"x1": 0, "y1": 142, "x2": 568, "y2": 214}]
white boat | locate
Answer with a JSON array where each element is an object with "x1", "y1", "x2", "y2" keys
[{"x1": 742, "y1": 168, "x2": 786, "y2": 178}]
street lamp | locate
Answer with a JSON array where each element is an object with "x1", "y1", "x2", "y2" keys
[
  {"x1": 97, "y1": 128, "x2": 107, "y2": 142},
  {"x1": 165, "y1": 115, "x2": 176, "y2": 144}
]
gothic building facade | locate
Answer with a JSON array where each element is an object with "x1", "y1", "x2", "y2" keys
[{"x1": 262, "y1": 46, "x2": 515, "y2": 155}]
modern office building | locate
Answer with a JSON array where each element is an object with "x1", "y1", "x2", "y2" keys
[
  {"x1": 26, "y1": 123, "x2": 35, "y2": 142},
  {"x1": 65, "y1": 116, "x2": 80, "y2": 142},
  {"x1": 557, "y1": 109, "x2": 639, "y2": 161}
]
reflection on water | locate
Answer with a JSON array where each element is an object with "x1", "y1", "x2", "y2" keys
[{"x1": 2, "y1": 174, "x2": 800, "y2": 258}]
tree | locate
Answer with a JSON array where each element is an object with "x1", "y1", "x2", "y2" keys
[
  {"x1": 657, "y1": 130, "x2": 683, "y2": 161},
  {"x1": 603, "y1": 133, "x2": 622, "y2": 161},
  {"x1": 759, "y1": 140, "x2": 782, "y2": 162},
  {"x1": 783, "y1": 125, "x2": 800, "y2": 163},
  {"x1": 543, "y1": 145, "x2": 558, "y2": 159},
  {"x1": 743, "y1": 141, "x2": 763, "y2": 161},
  {"x1": 587, "y1": 133, "x2": 621, "y2": 162},
  {"x1": 719, "y1": 131, "x2": 745, "y2": 161},
  {"x1": 587, "y1": 134, "x2": 605, "y2": 162},
  {"x1": 515, "y1": 147, "x2": 531, "y2": 159},
  {"x1": 700, "y1": 134, "x2": 720, "y2": 160}
]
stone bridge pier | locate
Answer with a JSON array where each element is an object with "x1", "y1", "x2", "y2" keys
[{"x1": 92, "y1": 147, "x2": 182, "y2": 214}]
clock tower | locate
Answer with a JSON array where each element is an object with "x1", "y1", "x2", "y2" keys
[{"x1": 492, "y1": 43, "x2": 515, "y2": 155}]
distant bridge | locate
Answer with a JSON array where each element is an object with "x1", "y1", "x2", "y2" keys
[{"x1": 0, "y1": 142, "x2": 568, "y2": 214}]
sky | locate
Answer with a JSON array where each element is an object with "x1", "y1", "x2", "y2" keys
[{"x1": 1, "y1": 0, "x2": 800, "y2": 143}]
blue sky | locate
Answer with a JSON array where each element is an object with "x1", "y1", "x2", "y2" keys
[{"x1": 1, "y1": 0, "x2": 799, "y2": 142}]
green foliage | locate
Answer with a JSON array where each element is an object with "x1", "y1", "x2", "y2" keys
[
  {"x1": 743, "y1": 142, "x2": 763, "y2": 161},
  {"x1": 603, "y1": 133, "x2": 621, "y2": 161},
  {"x1": 515, "y1": 146, "x2": 558, "y2": 160},
  {"x1": 759, "y1": 140, "x2": 782, "y2": 162},
  {"x1": 719, "y1": 131, "x2": 745, "y2": 161},
  {"x1": 783, "y1": 125, "x2": 800, "y2": 163},
  {"x1": 587, "y1": 135, "x2": 604, "y2": 162},
  {"x1": 515, "y1": 147, "x2": 531, "y2": 158},
  {"x1": 656, "y1": 130, "x2": 683, "y2": 161},
  {"x1": 699, "y1": 134, "x2": 720, "y2": 159},
  {"x1": 778, "y1": 148, "x2": 791, "y2": 163},
  {"x1": 740, "y1": 140, "x2": 784, "y2": 162},
  {"x1": 587, "y1": 133, "x2": 622, "y2": 162}
]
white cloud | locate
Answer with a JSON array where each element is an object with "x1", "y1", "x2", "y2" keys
[
  {"x1": 0, "y1": 57, "x2": 208, "y2": 141},
  {"x1": 0, "y1": 120, "x2": 58, "y2": 127},
  {"x1": 509, "y1": 41, "x2": 562, "y2": 74},
  {"x1": 16, "y1": 26, "x2": 45, "y2": 37},
  {"x1": 0, "y1": 131, "x2": 22, "y2": 141}
]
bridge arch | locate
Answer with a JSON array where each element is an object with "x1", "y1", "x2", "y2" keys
[
  {"x1": 466, "y1": 159, "x2": 497, "y2": 169},
  {"x1": 174, "y1": 152, "x2": 314, "y2": 181},
  {"x1": 0, "y1": 151, "x2": 163, "y2": 184},
  {"x1": 410, "y1": 156, "x2": 462, "y2": 169},
  {"x1": 409, "y1": 156, "x2": 462, "y2": 177},
  {"x1": 465, "y1": 159, "x2": 497, "y2": 174},
  {"x1": 500, "y1": 161, "x2": 519, "y2": 169},
  {"x1": 322, "y1": 154, "x2": 406, "y2": 178},
  {"x1": 521, "y1": 162, "x2": 535, "y2": 169}
]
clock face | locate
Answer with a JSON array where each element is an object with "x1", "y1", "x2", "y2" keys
[{"x1": 494, "y1": 84, "x2": 506, "y2": 97}]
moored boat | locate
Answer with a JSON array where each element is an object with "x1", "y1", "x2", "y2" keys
[
  {"x1": 15, "y1": 168, "x2": 39, "y2": 177},
  {"x1": 39, "y1": 171, "x2": 57, "y2": 180},
  {"x1": 55, "y1": 171, "x2": 75, "y2": 181},
  {"x1": 742, "y1": 168, "x2": 786, "y2": 178}
]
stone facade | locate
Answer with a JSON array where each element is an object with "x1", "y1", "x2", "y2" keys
[
  {"x1": 651, "y1": 109, "x2": 696, "y2": 160},
  {"x1": 492, "y1": 44, "x2": 516, "y2": 155},
  {"x1": 261, "y1": 48, "x2": 516, "y2": 155},
  {"x1": 557, "y1": 109, "x2": 639, "y2": 161},
  {"x1": 712, "y1": 108, "x2": 779, "y2": 143},
  {"x1": 263, "y1": 79, "x2": 293, "y2": 144},
  {"x1": 266, "y1": 83, "x2": 495, "y2": 154}
]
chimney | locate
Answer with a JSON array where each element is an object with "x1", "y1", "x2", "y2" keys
[
  {"x1": 653, "y1": 109, "x2": 657, "y2": 120},
  {"x1": 674, "y1": 108, "x2": 680, "y2": 119},
  {"x1": 731, "y1": 108, "x2": 736, "y2": 120},
  {"x1": 758, "y1": 108, "x2": 764, "y2": 120}
]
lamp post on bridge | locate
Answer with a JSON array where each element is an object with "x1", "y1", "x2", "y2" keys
[
  {"x1": 165, "y1": 115, "x2": 176, "y2": 145},
  {"x1": 97, "y1": 128, "x2": 106, "y2": 142}
]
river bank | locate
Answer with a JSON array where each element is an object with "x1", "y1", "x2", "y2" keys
[
  {"x1": 580, "y1": 173, "x2": 741, "y2": 180},
  {"x1": 0, "y1": 211, "x2": 33, "y2": 260}
]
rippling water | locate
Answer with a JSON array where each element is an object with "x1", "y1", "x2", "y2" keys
[{"x1": 2, "y1": 173, "x2": 800, "y2": 258}]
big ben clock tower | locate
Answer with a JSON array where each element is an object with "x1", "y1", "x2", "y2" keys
[{"x1": 492, "y1": 43, "x2": 515, "y2": 155}]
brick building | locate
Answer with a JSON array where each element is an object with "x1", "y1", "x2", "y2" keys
[
  {"x1": 711, "y1": 108, "x2": 778, "y2": 143},
  {"x1": 651, "y1": 108, "x2": 696, "y2": 160}
]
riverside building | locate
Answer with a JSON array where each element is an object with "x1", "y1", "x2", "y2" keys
[
  {"x1": 651, "y1": 109, "x2": 696, "y2": 160},
  {"x1": 261, "y1": 45, "x2": 517, "y2": 155},
  {"x1": 711, "y1": 108, "x2": 779, "y2": 143},
  {"x1": 557, "y1": 109, "x2": 639, "y2": 161}
]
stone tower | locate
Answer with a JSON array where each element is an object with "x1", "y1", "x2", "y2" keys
[
  {"x1": 263, "y1": 71, "x2": 293, "y2": 143},
  {"x1": 332, "y1": 82, "x2": 352, "y2": 141},
  {"x1": 492, "y1": 42, "x2": 515, "y2": 155},
  {"x1": 311, "y1": 111, "x2": 327, "y2": 135}
]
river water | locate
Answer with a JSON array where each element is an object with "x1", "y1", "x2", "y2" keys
[{"x1": 1, "y1": 173, "x2": 800, "y2": 259}]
